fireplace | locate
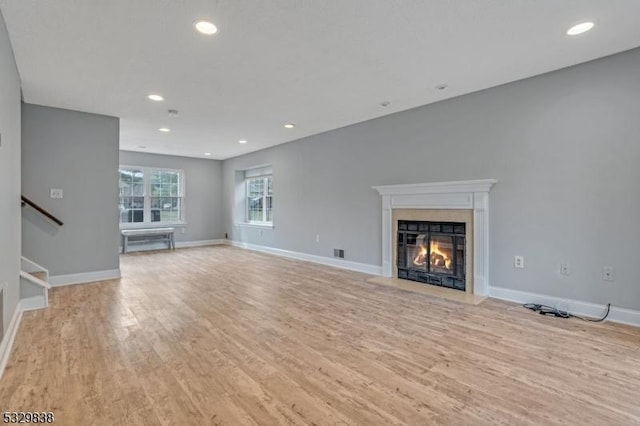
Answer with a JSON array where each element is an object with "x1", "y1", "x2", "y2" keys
[
  {"x1": 397, "y1": 220, "x2": 466, "y2": 291},
  {"x1": 374, "y1": 179, "x2": 496, "y2": 296}
]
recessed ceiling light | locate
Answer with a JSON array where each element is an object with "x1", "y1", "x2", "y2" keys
[
  {"x1": 204, "y1": 152, "x2": 212, "y2": 156},
  {"x1": 194, "y1": 20, "x2": 218, "y2": 35},
  {"x1": 435, "y1": 84, "x2": 448, "y2": 91},
  {"x1": 238, "y1": 140, "x2": 247, "y2": 144},
  {"x1": 158, "y1": 127, "x2": 171, "y2": 132},
  {"x1": 567, "y1": 22, "x2": 594, "y2": 36},
  {"x1": 283, "y1": 123, "x2": 295, "y2": 129},
  {"x1": 148, "y1": 94, "x2": 164, "y2": 101}
]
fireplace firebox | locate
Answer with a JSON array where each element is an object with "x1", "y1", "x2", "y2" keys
[{"x1": 397, "y1": 220, "x2": 466, "y2": 291}]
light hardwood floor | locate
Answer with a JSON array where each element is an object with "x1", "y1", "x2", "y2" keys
[{"x1": 1, "y1": 246, "x2": 639, "y2": 425}]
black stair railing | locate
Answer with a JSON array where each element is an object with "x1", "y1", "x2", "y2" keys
[{"x1": 21, "y1": 195, "x2": 64, "y2": 226}]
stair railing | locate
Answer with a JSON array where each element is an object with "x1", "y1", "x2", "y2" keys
[{"x1": 21, "y1": 195, "x2": 63, "y2": 226}]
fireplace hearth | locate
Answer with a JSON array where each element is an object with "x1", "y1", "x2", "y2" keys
[{"x1": 397, "y1": 220, "x2": 466, "y2": 291}]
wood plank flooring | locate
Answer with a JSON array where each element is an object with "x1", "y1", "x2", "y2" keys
[{"x1": 1, "y1": 245, "x2": 639, "y2": 425}]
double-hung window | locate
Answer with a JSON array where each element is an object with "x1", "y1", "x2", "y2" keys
[
  {"x1": 119, "y1": 166, "x2": 185, "y2": 226},
  {"x1": 245, "y1": 167, "x2": 273, "y2": 225}
]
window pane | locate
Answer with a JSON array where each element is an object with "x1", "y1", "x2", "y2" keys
[
  {"x1": 120, "y1": 197, "x2": 144, "y2": 223},
  {"x1": 119, "y1": 168, "x2": 144, "y2": 198},
  {"x1": 119, "y1": 209, "x2": 144, "y2": 223},
  {"x1": 265, "y1": 195, "x2": 273, "y2": 222},
  {"x1": 120, "y1": 196, "x2": 144, "y2": 209},
  {"x1": 248, "y1": 197, "x2": 263, "y2": 221},
  {"x1": 265, "y1": 176, "x2": 273, "y2": 222},
  {"x1": 119, "y1": 195, "x2": 144, "y2": 223},
  {"x1": 119, "y1": 168, "x2": 145, "y2": 223},
  {"x1": 151, "y1": 197, "x2": 181, "y2": 222},
  {"x1": 132, "y1": 183, "x2": 144, "y2": 196},
  {"x1": 151, "y1": 170, "x2": 181, "y2": 197},
  {"x1": 119, "y1": 167, "x2": 184, "y2": 224},
  {"x1": 246, "y1": 176, "x2": 273, "y2": 223},
  {"x1": 247, "y1": 178, "x2": 265, "y2": 222}
]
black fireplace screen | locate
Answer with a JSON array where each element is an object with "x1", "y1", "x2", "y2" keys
[{"x1": 397, "y1": 220, "x2": 465, "y2": 291}]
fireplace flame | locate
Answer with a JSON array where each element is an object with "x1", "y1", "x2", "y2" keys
[
  {"x1": 413, "y1": 240, "x2": 452, "y2": 269},
  {"x1": 430, "y1": 240, "x2": 452, "y2": 269},
  {"x1": 413, "y1": 246, "x2": 428, "y2": 266}
]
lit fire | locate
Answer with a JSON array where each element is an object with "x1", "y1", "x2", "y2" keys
[{"x1": 413, "y1": 241, "x2": 452, "y2": 269}]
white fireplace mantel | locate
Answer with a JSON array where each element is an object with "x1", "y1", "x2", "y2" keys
[{"x1": 373, "y1": 179, "x2": 497, "y2": 296}]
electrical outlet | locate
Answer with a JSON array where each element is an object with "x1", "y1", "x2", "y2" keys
[
  {"x1": 514, "y1": 255, "x2": 524, "y2": 269},
  {"x1": 603, "y1": 266, "x2": 614, "y2": 282},
  {"x1": 559, "y1": 263, "x2": 570, "y2": 276},
  {"x1": 316, "y1": 234, "x2": 320, "y2": 243},
  {"x1": 50, "y1": 188, "x2": 63, "y2": 199}
]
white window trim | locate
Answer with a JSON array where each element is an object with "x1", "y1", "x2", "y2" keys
[
  {"x1": 234, "y1": 222, "x2": 274, "y2": 230},
  {"x1": 120, "y1": 222, "x2": 189, "y2": 230},
  {"x1": 245, "y1": 175, "x2": 273, "y2": 226},
  {"x1": 119, "y1": 165, "x2": 186, "y2": 228}
]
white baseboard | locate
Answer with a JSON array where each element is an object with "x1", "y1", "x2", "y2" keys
[
  {"x1": 0, "y1": 303, "x2": 23, "y2": 380},
  {"x1": 175, "y1": 239, "x2": 225, "y2": 249},
  {"x1": 49, "y1": 269, "x2": 121, "y2": 287},
  {"x1": 0, "y1": 294, "x2": 52, "y2": 380},
  {"x1": 489, "y1": 286, "x2": 640, "y2": 327},
  {"x1": 227, "y1": 240, "x2": 382, "y2": 276}
]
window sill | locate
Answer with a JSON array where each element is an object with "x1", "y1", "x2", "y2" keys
[
  {"x1": 120, "y1": 222, "x2": 187, "y2": 230},
  {"x1": 234, "y1": 222, "x2": 274, "y2": 229}
]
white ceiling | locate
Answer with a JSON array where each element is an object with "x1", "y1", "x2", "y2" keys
[{"x1": 2, "y1": 1, "x2": 640, "y2": 160}]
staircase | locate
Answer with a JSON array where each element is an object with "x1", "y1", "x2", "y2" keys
[
  {"x1": 19, "y1": 257, "x2": 51, "y2": 311},
  {"x1": 19, "y1": 195, "x2": 59, "y2": 311},
  {"x1": 0, "y1": 199, "x2": 54, "y2": 381}
]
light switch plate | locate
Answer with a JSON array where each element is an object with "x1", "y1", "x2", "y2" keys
[{"x1": 50, "y1": 188, "x2": 63, "y2": 199}]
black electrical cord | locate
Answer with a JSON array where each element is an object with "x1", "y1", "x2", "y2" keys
[
  {"x1": 573, "y1": 303, "x2": 611, "y2": 322},
  {"x1": 522, "y1": 303, "x2": 611, "y2": 322}
]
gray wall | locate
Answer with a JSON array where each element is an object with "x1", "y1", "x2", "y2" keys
[
  {"x1": 119, "y1": 150, "x2": 223, "y2": 243},
  {"x1": 223, "y1": 48, "x2": 640, "y2": 310},
  {"x1": 22, "y1": 104, "x2": 120, "y2": 276},
  {"x1": 0, "y1": 10, "x2": 21, "y2": 337}
]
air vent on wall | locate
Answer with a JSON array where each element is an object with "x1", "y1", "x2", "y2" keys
[{"x1": 333, "y1": 249, "x2": 345, "y2": 259}]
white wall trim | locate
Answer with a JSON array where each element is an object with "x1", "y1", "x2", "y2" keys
[
  {"x1": 372, "y1": 179, "x2": 498, "y2": 196},
  {"x1": 0, "y1": 303, "x2": 23, "y2": 380},
  {"x1": 233, "y1": 222, "x2": 275, "y2": 229},
  {"x1": 0, "y1": 293, "x2": 63, "y2": 380},
  {"x1": 19, "y1": 295, "x2": 47, "y2": 312},
  {"x1": 373, "y1": 179, "x2": 497, "y2": 296},
  {"x1": 120, "y1": 222, "x2": 188, "y2": 230},
  {"x1": 227, "y1": 240, "x2": 382, "y2": 276},
  {"x1": 489, "y1": 286, "x2": 640, "y2": 327},
  {"x1": 49, "y1": 269, "x2": 121, "y2": 287}
]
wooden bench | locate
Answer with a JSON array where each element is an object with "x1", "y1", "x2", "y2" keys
[{"x1": 121, "y1": 228, "x2": 175, "y2": 253}]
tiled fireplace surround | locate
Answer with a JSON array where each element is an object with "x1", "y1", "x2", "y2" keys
[{"x1": 373, "y1": 180, "x2": 497, "y2": 296}]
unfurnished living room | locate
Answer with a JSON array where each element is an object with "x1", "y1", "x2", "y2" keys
[{"x1": 1, "y1": 1, "x2": 639, "y2": 425}]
